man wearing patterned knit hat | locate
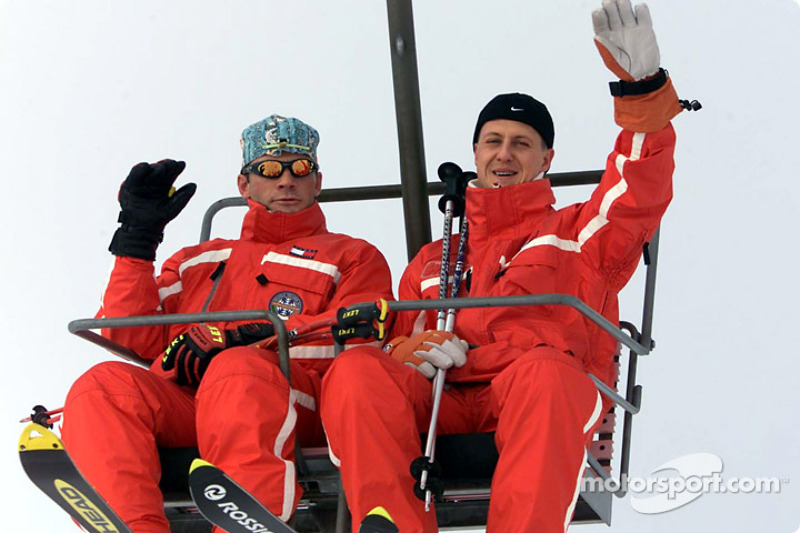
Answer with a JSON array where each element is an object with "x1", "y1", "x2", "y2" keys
[
  {"x1": 61, "y1": 114, "x2": 393, "y2": 532},
  {"x1": 322, "y1": 1, "x2": 689, "y2": 531}
]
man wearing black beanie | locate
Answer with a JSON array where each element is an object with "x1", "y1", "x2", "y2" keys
[
  {"x1": 471, "y1": 92, "x2": 556, "y2": 187},
  {"x1": 322, "y1": 1, "x2": 688, "y2": 532}
]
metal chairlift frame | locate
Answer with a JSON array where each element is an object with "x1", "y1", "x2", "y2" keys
[
  {"x1": 67, "y1": 173, "x2": 659, "y2": 531},
  {"x1": 65, "y1": 1, "x2": 663, "y2": 530}
]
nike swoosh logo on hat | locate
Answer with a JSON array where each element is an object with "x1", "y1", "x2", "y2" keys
[{"x1": 511, "y1": 107, "x2": 524, "y2": 111}]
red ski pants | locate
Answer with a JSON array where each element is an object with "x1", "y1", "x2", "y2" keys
[
  {"x1": 61, "y1": 346, "x2": 324, "y2": 533},
  {"x1": 321, "y1": 345, "x2": 603, "y2": 533}
]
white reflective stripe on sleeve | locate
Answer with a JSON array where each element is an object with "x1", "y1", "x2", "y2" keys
[
  {"x1": 262, "y1": 251, "x2": 341, "y2": 283},
  {"x1": 420, "y1": 277, "x2": 439, "y2": 293},
  {"x1": 177, "y1": 248, "x2": 232, "y2": 276},
  {"x1": 630, "y1": 131, "x2": 645, "y2": 161},
  {"x1": 519, "y1": 234, "x2": 582, "y2": 254},
  {"x1": 277, "y1": 390, "x2": 299, "y2": 521},
  {"x1": 564, "y1": 390, "x2": 604, "y2": 532},
  {"x1": 421, "y1": 275, "x2": 456, "y2": 294},
  {"x1": 517, "y1": 132, "x2": 647, "y2": 258},
  {"x1": 614, "y1": 154, "x2": 627, "y2": 176},
  {"x1": 158, "y1": 281, "x2": 183, "y2": 303}
]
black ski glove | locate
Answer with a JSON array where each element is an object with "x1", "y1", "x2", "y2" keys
[
  {"x1": 162, "y1": 323, "x2": 275, "y2": 387},
  {"x1": 109, "y1": 159, "x2": 197, "y2": 261}
]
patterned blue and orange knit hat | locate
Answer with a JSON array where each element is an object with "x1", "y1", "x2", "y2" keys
[{"x1": 240, "y1": 114, "x2": 320, "y2": 169}]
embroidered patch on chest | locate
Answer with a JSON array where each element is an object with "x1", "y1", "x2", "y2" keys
[
  {"x1": 289, "y1": 246, "x2": 318, "y2": 259},
  {"x1": 269, "y1": 291, "x2": 304, "y2": 319}
]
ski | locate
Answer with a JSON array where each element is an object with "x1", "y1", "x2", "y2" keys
[
  {"x1": 18, "y1": 422, "x2": 132, "y2": 533},
  {"x1": 189, "y1": 458, "x2": 297, "y2": 533},
  {"x1": 359, "y1": 506, "x2": 400, "y2": 533}
]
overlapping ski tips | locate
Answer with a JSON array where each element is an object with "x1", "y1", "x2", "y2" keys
[
  {"x1": 189, "y1": 458, "x2": 297, "y2": 533},
  {"x1": 18, "y1": 422, "x2": 132, "y2": 533}
]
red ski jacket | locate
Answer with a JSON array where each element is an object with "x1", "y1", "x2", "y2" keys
[
  {"x1": 98, "y1": 200, "x2": 393, "y2": 378},
  {"x1": 393, "y1": 125, "x2": 675, "y2": 389}
]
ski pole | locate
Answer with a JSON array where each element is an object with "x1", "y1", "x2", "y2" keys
[
  {"x1": 419, "y1": 218, "x2": 469, "y2": 510},
  {"x1": 416, "y1": 163, "x2": 471, "y2": 510},
  {"x1": 252, "y1": 317, "x2": 337, "y2": 351}
]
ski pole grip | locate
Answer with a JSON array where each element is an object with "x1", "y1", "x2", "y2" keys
[
  {"x1": 331, "y1": 322, "x2": 379, "y2": 344},
  {"x1": 333, "y1": 299, "x2": 389, "y2": 344},
  {"x1": 437, "y1": 162, "x2": 469, "y2": 217},
  {"x1": 31, "y1": 405, "x2": 53, "y2": 428},
  {"x1": 336, "y1": 299, "x2": 389, "y2": 327}
]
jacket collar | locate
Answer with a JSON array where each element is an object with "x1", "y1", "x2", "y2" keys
[
  {"x1": 240, "y1": 200, "x2": 328, "y2": 243},
  {"x1": 466, "y1": 179, "x2": 556, "y2": 242}
]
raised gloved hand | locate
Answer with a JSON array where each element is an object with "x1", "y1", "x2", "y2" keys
[
  {"x1": 385, "y1": 330, "x2": 468, "y2": 380},
  {"x1": 592, "y1": 0, "x2": 660, "y2": 81},
  {"x1": 109, "y1": 159, "x2": 197, "y2": 261},
  {"x1": 592, "y1": 0, "x2": 683, "y2": 131},
  {"x1": 162, "y1": 322, "x2": 274, "y2": 386}
]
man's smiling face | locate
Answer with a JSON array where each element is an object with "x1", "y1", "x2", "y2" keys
[{"x1": 473, "y1": 119, "x2": 555, "y2": 188}]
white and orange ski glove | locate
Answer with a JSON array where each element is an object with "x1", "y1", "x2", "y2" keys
[
  {"x1": 385, "y1": 331, "x2": 468, "y2": 380},
  {"x1": 593, "y1": 0, "x2": 660, "y2": 82},
  {"x1": 592, "y1": 0, "x2": 682, "y2": 131}
]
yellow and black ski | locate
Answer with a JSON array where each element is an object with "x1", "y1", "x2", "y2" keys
[
  {"x1": 189, "y1": 458, "x2": 297, "y2": 533},
  {"x1": 18, "y1": 423, "x2": 132, "y2": 533},
  {"x1": 359, "y1": 506, "x2": 400, "y2": 533}
]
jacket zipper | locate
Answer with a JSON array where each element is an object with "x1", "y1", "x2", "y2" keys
[{"x1": 200, "y1": 262, "x2": 227, "y2": 315}]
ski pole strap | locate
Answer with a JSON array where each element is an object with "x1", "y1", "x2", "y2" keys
[{"x1": 332, "y1": 299, "x2": 390, "y2": 343}]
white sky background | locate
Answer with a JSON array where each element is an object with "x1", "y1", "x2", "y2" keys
[{"x1": 2, "y1": 0, "x2": 799, "y2": 532}]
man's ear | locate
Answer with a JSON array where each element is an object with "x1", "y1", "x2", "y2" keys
[
  {"x1": 541, "y1": 148, "x2": 555, "y2": 173},
  {"x1": 237, "y1": 174, "x2": 250, "y2": 199},
  {"x1": 314, "y1": 171, "x2": 323, "y2": 197}
]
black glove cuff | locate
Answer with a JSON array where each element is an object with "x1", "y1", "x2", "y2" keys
[
  {"x1": 609, "y1": 68, "x2": 668, "y2": 97},
  {"x1": 227, "y1": 323, "x2": 275, "y2": 346},
  {"x1": 109, "y1": 226, "x2": 164, "y2": 261}
]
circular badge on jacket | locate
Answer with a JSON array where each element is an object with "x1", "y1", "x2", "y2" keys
[{"x1": 270, "y1": 291, "x2": 303, "y2": 319}]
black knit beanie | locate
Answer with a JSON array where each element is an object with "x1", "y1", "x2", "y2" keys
[{"x1": 472, "y1": 93, "x2": 554, "y2": 148}]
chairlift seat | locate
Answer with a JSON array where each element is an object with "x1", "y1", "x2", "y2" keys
[{"x1": 156, "y1": 413, "x2": 616, "y2": 532}]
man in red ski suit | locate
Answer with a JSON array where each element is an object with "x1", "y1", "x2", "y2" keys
[
  {"x1": 61, "y1": 114, "x2": 393, "y2": 532},
  {"x1": 321, "y1": 2, "x2": 685, "y2": 531}
]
